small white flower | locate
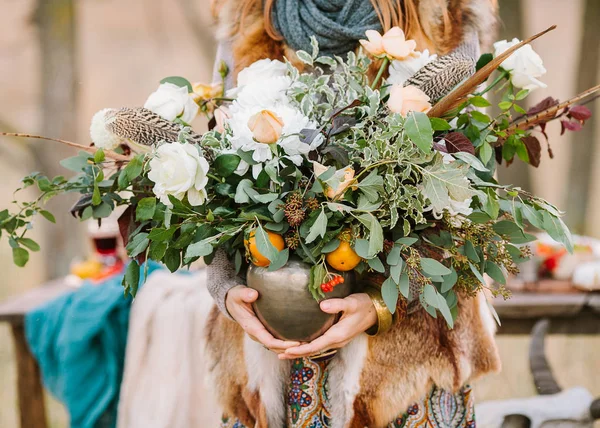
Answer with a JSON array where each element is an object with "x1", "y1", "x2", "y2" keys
[
  {"x1": 494, "y1": 38, "x2": 547, "y2": 91},
  {"x1": 387, "y1": 50, "x2": 437, "y2": 86},
  {"x1": 147, "y1": 142, "x2": 209, "y2": 206},
  {"x1": 144, "y1": 83, "x2": 199, "y2": 124},
  {"x1": 90, "y1": 108, "x2": 121, "y2": 150}
]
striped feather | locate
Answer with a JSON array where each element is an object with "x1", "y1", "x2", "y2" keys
[
  {"x1": 427, "y1": 25, "x2": 557, "y2": 118},
  {"x1": 102, "y1": 107, "x2": 204, "y2": 146}
]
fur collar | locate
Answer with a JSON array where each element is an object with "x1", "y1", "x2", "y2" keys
[{"x1": 212, "y1": 0, "x2": 498, "y2": 80}]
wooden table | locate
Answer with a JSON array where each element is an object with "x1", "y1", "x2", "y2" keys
[
  {"x1": 0, "y1": 278, "x2": 598, "y2": 427},
  {"x1": 0, "y1": 279, "x2": 74, "y2": 428},
  {"x1": 494, "y1": 291, "x2": 600, "y2": 335}
]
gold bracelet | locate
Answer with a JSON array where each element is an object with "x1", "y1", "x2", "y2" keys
[{"x1": 364, "y1": 286, "x2": 394, "y2": 336}]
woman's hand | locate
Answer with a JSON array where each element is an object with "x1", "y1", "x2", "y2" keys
[
  {"x1": 225, "y1": 285, "x2": 300, "y2": 353},
  {"x1": 278, "y1": 293, "x2": 377, "y2": 360}
]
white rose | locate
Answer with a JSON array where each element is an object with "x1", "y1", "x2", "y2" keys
[
  {"x1": 236, "y1": 59, "x2": 288, "y2": 87},
  {"x1": 147, "y1": 142, "x2": 209, "y2": 206},
  {"x1": 494, "y1": 38, "x2": 547, "y2": 91},
  {"x1": 144, "y1": 83, "x2": 199, "y2": 124},
  {"x1": 387, "y1": 50, "x2": 437, "y2": 86}
]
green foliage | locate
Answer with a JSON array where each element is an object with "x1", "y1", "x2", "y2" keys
[
  {"x1": 404, "y1": 112, "x2": 433, "y2": 153},
  {"x1": 0, "y1": 41, "x2": 577, "y2": 329},
  {"x1": 123, "y1": 261, "x2": 140, "y2": 297}
]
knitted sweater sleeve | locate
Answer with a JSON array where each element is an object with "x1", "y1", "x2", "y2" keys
[{"x1": 206, "y1": 249, "x2": 246, "y2": 319}]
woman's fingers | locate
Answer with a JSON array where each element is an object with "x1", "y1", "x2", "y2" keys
[
  {"x1": 278, "y1": 327, "x2": 343, "y2": 359},
  {"x1": 228, "y1": 285, "x2": 258, "y2": 304},
  {"x1": 249, "y1": 320, "x2": 300, "y2": 350},
  {"x1": 240, "y1": 287, "x2": 259, "y2": 303},
  {"x1": 278, "y1": 294, "x2": 378, "y2": 359},
  {"x1": 319, "y1": 298, "x2": 350, "y2": 314},
  {"x1": 227, "y1": 286, "x2": 300, "y2": 351}
]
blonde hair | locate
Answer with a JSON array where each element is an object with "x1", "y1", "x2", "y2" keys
[{"x1": 224, "y1": 0, "x2": 425, "y2": 41}]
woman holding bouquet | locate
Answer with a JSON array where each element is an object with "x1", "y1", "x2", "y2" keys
[{"x1": 206, "y1": 1, "x2": 500, "y2": 427}]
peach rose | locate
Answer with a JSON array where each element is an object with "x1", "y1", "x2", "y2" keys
[
  {"x1": 312, "y1": 161, "x2": 355, "y2": 200},
  {"x1": 387, "y1": 84, "x2": 432, "y2": 117},
  {"x1": 328, "y1": 167, "x2": 355, "y2": 200},
  {"x1": 359, "y1": 30, "x2": 385, "y2": 57},
  {"x1": 360, "y1": 27, "x2": 419, "y2": 60},
  {"x1": 247, "y1": 110, "x2": 284, "y2": 144},
  {"x1": 381, "y1": 27, "x2": 419, "y2": 60}
]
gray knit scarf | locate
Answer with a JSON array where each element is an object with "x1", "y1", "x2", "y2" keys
[{"x1": 271, "y1": 0, "x2": 383, "y2": 56}]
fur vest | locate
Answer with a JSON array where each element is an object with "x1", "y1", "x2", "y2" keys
[
  {"x1": 206, "y1": 1, "x2": 501, "y2": 426},
  {"x1": 205, "y1": 293, "x2": 500, "y2": 428}
]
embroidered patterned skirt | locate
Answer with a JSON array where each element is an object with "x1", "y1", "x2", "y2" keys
[{"x1": 221, "y1": 357, "x2": 475, "y2": 428}]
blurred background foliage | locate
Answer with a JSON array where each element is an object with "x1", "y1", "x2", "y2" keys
[{"x1": 0, "y1": 0, "x2": 598, "y2": 426}]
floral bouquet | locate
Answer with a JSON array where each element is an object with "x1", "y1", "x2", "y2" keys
[{"x1": 2, "y1": 25, "x2": 597, "y2": 331}]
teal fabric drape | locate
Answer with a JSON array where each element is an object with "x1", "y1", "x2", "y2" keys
[{"x1": 25, "y1": 262, "x2": 162, "y2": 428}]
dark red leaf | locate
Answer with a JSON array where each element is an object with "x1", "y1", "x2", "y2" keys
[
  {"x1": 561, "y1": 119, "x2": 583, "y2": 133},
  {"x1": 494, "y1": 144, "x2": 503, "y2": 165},
  {"x1": 527, "y1": 96, "x2": 559, "y2": 116},
  {"x1": 522, "y1": 136, "x2": 541, "y2": 167},
  {"x1": 208, "y1": 115, "x2": 217, "y2": 131},
  {"x1": 443, "y1": 132, "x2": 475, "y2": 155},
  {"x1": 118, "y1": 206, "x2": 135, "y2": 248},
  {"x1": 568, "y1": 105, "x2": 592, "y2": 121}
]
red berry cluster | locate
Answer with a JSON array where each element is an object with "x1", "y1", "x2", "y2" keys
[{"x1": 320, "y1": 275, "x2": 345, "y2": 293}]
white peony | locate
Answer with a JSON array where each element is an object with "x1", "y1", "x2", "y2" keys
[
  {"x1": 494, "y1": 38, "x2": 547, "y2": 91},
  {"x1": 236, "y1": 59, "x2": 288, "y2": 88},
  {"x1": 224, "y1": 62, "x2": 322, "y2": 176},
  {"x1": 232, "y1": 74, "x2": 293, "y2": 110},
  {"x1": 147, "y1": 142, "x2": 209, "y2": 206},
  {"x1": 228, "y1": 103, "x2": 321, "y2": 169},
  {"x1": 387, "y1": 50, "x2": 437, "y2": 86},
  {"x1": 144, "y1": 83, "x2": 199, "y2": 124}
]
